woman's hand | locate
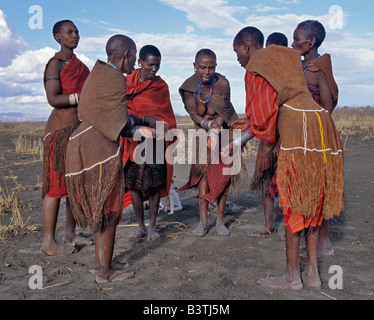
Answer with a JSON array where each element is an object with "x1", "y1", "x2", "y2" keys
[{"x1": 229, "y1": 118, "x2": 251, "y2": 132}]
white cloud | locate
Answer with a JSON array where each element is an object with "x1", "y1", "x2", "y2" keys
[
  {"x1": 0, "y1": 47, "x2": 94, "y2": 84},
  {"x1": 1, "y1": 3, "x2": 373, "y2": 118},
  {"x1": 277, "y1": 0, "x2": 300, "y2": 4},
  {"x1": 0, "y1": 89, "x2": 51, "y2": 116},
  {"x1": 82, "y1": 27, "x2": 244, "y2": 115},
  {"x1": 0, "y1": 47, "x2": 94, "y2": 83},
  {"x1": 0, "y1": 47, "x2": 55, "y2": 83},
  {"x1": 0, "y1": 10, "x2": 27, "y2": 67},
  {"x1": 0, "y1": 18, "x2": 95, "y2": 117},
  {"x1": 254, "y1": 4, "x2": 282, "y2": 13},
  {"x1": 154, "y1": 3, "x2": 374, "y2": 109},
  {"x1": 159, "y1": 0, "x2": 246, "y2": 35},
  {"x1": 186, "y1": 25, "x2": 194, "y2": 34}
]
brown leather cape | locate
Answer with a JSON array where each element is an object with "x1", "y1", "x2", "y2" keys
[
  {"x1": 179, "y1": 73, "x2": 238, "y2": 129},
  {"x1": 178, "y1": 73, "x2": 246, "y2": 199},
  {"x1": 304, "y1": 53, "x2": 339, "y2": 109},
  {"x1": 65, "y1": 60, "x2": 128, "y2": 232},
  {"x1": 246, "y1": 45, "x2": 344, "y2": 219}
]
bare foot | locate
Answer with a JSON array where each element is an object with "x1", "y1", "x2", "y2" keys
[
  {"x1": 257, "y1": 275, "x2": 303, "y2": 290},
  {"x1": 41, "y1": 242, "x2": 78, "y2": 256},
  {"x1": 193, "y1": 224, "x2": 207, "y2": 237},
  {"x1": 248, "y1": 227, "x2": 277, "y2": 238},
  {"x1": 301, "y1": 271, "x2": 322, "y2": 288},
  {"x1": 91, "y1": 262, "x2": 130, "y2": 275},
  {"x1": 95, "y1": 269, "x2": 135, "y2": 284},
  {"x1": 216, "y1": 223, "x2": 230, "y2": 236},
  {"x1": 147, "y1": 226, "x2": 160, "y2": 241},
  {"x1": 133, "y1": 227, "x2": 147, "y2": 238},
  {"x1": 67, "y1": 236, "x2": 94, "y2": 246},
  {"x1": 317, "y1": 235, "x2": 335, "y2": 257}
]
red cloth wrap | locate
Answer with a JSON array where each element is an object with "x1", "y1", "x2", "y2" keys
[
  {"x1": 44, "y1": 53, "x2": 89, "y2": 198},
  {"x1": 121, "y1": 69, "x2": 177, "y2": 208}
]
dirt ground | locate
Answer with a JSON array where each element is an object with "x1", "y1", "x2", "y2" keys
[{"x1": 0, "y1": 118, "x2": 373, "y2": 303}]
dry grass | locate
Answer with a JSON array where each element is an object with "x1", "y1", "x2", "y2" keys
[
  {"x1": 12, "y1": 133, "x2": 43, "y2": 159},
  {"x1": 0, "y1": 187, "x2": 36, "y2": 241},
  {"x1": 0, "y1": 175, "x2": 37, "y2": 242},
  {"x1": 332, "y1": 107, "x2": 374, "y2": 144},
  {"x1": 0, "y1": 121, "x2": 45, "y2": 134}
]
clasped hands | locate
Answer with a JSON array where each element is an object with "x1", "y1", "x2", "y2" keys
[{"x1": 138, "y1": 115, "x2": 169, "y2": 139}]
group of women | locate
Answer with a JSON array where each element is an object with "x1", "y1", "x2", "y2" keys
[{"x1": 40, "y1": 18, "x2": 343, "y2": 289}]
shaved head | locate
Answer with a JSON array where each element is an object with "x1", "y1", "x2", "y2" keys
[
  {"x1": 106, "y1": 34, "x2": 136, "y2": 57},
  {"x1": 105, "y1": 34, "x2": 137, "y2": 74}
]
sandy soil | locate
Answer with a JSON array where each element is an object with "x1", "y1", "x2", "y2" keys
[{"x1": 0, "y1": 119, "x2": 373, "y2": 303}]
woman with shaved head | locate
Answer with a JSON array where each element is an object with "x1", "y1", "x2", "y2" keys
[
  {"x1": 65, "y1": 34, "x2": 156, "y2": 283},
  {"x1": 41, "y1": 20, "x2": 91, "y2": 257}
]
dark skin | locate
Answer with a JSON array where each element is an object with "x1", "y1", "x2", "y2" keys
[
  {"x1": 93, "y1": 35, "x2": 139, "y2": 282},
  {"x1": 230, "y1": 38, "x2": 261, "y2": 135},
  {"x1": 41, "y1": 22, "x2": 93, "y2": 257},
  {"x1": 232, "y1": 39, "x2": 276, "y2": 237},
  {"x1": 132, "y1": 54, "x2": 167, "y2": 241},
  {"x1": 233, "y1": 36, "x2": 321, "y2": 289},
  {"x1": 45, "y1": 22, "x2": 81, "y2": 108},
  {"x1": 184, "y1": 54, "x2": 231, "y2": 236},
  {"x1": 185, "y1": 55, "x2": 225, "y2": 130},
  {"x1": 292, "y1": 26, "x2": 334, "y2": 114},
  {"x1": 292, "y1": 26, "x2": 335, "y2": 257}
]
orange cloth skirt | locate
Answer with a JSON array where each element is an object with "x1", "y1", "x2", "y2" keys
[{"x1": 276, "y1": 173, "x2": 324, "y2": 234}]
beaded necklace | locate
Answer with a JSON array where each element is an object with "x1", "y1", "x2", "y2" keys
[
  {"x1": 63, "y1": 53, "x2": 72, "y2": 64},
  {"x1": 303, "y1": 54, "x2": 320, "y2": 73},
  {"x1": 107, "y1": 61, "x2": 117, "y2": 69},
  {"x1": 198, "y1": 77, "x2": 213, "y2": 104}
]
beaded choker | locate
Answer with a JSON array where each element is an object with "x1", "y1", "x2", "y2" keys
[
  {"x1": 198, "y1": 77, "x2": 213, "y2": 104},
  {"x1": 107, "y1": 61, "x2": 117, "y2": 69}
]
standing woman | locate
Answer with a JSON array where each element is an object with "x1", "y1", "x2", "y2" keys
[
  {"x1": 41, "y1": 20, "x2": 91, "y2": 256},
  {"x1": 292, "y1": 20, "x2": 338, "y2": 114},
  {"x1": 292, "y1": 20, "x2": 339, "y2": 256},
  {"x1": 232, "y1": 26, "x2": 344, "y2": 290},
  {"x1": 121, "y1": 45, "x2": 177, "y2": 241}
]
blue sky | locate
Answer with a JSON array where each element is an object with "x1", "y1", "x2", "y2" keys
[{"x1": 0, "y1": 0, "x2": 373, "y2": 117}]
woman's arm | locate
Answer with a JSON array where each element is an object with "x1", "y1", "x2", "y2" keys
[
  {"x1": 44, "y1": 59, "x2": 75, "y2": 108},
  {"x1": 317, "y1": 70, "x2": 334, "y2": 114}
]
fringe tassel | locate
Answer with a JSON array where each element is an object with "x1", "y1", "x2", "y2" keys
[
  {"x1": 277, "y1": 149, "x2": 344, "y2": 220},
  {"x1": 248, "y1": 140, "x2": 278, "y2": 193},
  {"x1": 66, "y1": 155, "x2": 123, "y2": 233},
  {"x1": 230, "y1": 159, "x2": 248, "y2": 197},
  {"x1": 42, "y1": 122, "x2": 80, "y2": 198}
]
